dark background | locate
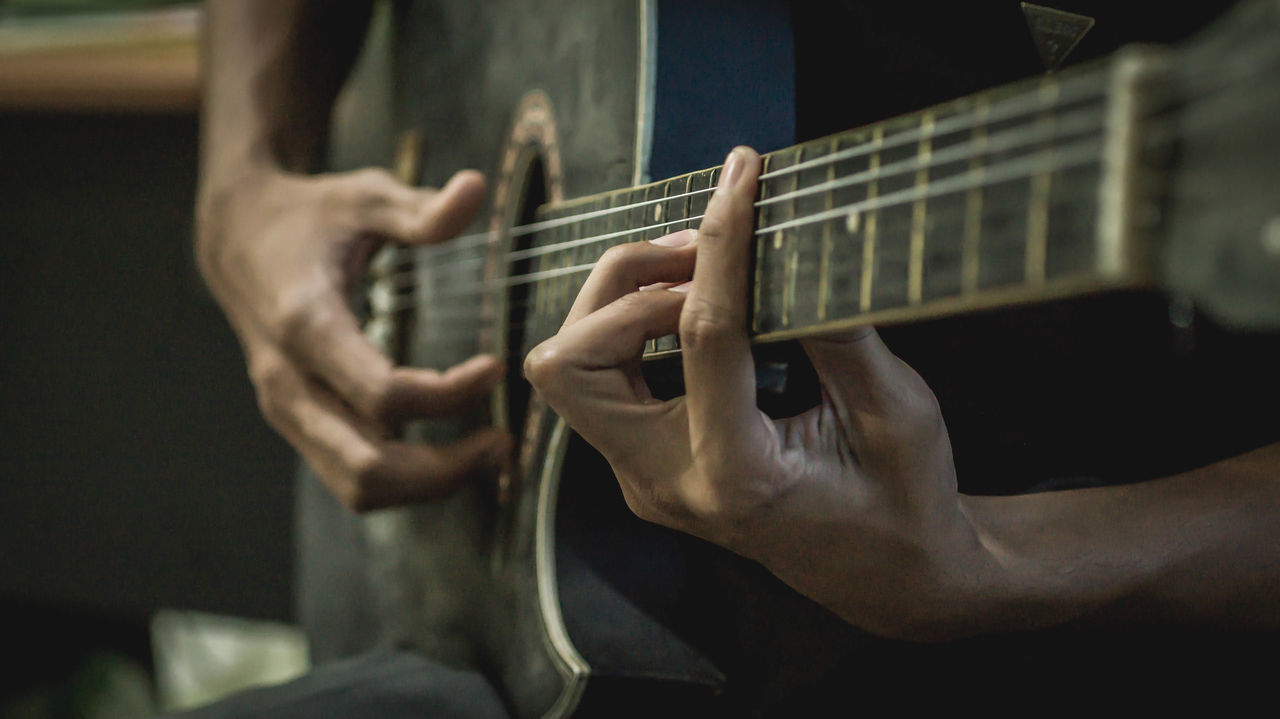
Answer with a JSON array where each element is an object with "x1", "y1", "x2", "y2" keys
[{"x1": 0, "y1": 109, "x2": 296, "y2": 697}]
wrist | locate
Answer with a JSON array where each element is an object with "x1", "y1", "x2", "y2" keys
[{"x1": 955, "y1": 493, "x2": 1108, "y2": 636}]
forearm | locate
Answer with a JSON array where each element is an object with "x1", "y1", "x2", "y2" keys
[
  {"x1": 747, "y1": 442, "x2": 1280, "y2": 642},
  {"x1": 200, "y1": 0, "x2": 373, "y2": 188},
  {"x1": 964, "y1": 441, "x2": 1280, "y2": 631}
]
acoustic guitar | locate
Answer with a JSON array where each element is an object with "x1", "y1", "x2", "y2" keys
[{"x1": 317, "y1": 0, "x2": 1280, "y2": 715}]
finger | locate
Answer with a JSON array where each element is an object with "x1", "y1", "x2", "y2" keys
[
  {"x1": 680, "y1": 147, "x2": 767, "y2": 464},
  {"x1": 274, "y1": 285, "x2": 501, "y2": 425},
  {"x1": 563, "y1": 230, "x2": 697, "y2": 327},
  {"x1": 380, "y1": 354, "x2": 506, "y2": 421},
  {"x1": 525, "y1": 287, "x2": 687, "y2": 464},
  {"x1": 257, "y1": 352, "x2": 510, "y2": 511},
  {"x1": 354, "y1": 168, "x2": 487, "y2": 245},
  {"x1": 528, "y1": 288, "x2": 686, "y2": 400}
]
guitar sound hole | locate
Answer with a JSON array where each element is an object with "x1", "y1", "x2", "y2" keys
[{"x1": 503, "y1": 153, "x2": 546, "y2": 442}]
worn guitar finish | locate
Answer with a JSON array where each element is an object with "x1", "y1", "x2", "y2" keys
[{"x1": 323, "y1": 1, "x2": 1280, "y2": 716}]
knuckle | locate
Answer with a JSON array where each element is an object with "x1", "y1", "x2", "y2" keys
[
  {"x1": 271, "y1": 287, "x2": 328, "y2": 350},
  {"x1": 342, "y1": 448, "x2": 386, "y2": 513},
  {"x1": 679, "y1": 298, "x2": 738, "y2": 349},
  {"x1": 248, "y1": 359, "x2": 291, "y2": 425},
  {"x1": 616, "y1": 480, "x2": 661, "y2": 524},
  {"x1": 595, "y1": 242, "x2": 645, "y2": 279},
  {"x1": 350, "y1": 167, "x2": 397, "y2": 192},
  {"x1": 695, "y1": 202, "x2": 744, "y2": 242},
  {"x1": 522, "y1": 342, "x2": 568, "y2": 395},
  {"x1": 612, "y1": 288, "x2": 654, "y2": 316},
  {"x1": 361, "y1": 376, "x2": 399, "y2": 425}
]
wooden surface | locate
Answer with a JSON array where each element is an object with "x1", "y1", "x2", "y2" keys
[{"x1": 0, "y1": 6, "x2": 199, "y2": 112}]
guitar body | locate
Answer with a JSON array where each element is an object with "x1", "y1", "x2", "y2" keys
[
  {"x1": 320, "y1": 1, "x2": 824, "y2": 716},
  {"x1": 307, "y1": 1, "x2": 1280, "y2": 716}
]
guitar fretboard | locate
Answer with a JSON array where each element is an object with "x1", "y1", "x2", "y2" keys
[{"x1": 515, "y1": 60, "x2": 1141, "y2": 359}]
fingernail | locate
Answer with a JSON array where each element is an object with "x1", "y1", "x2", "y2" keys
[
  {"x1": 717, "y1": 149, "x2": 743, "y2": 193},
  {"x1": 668, "y1": 281, "x2": 692, "y2": 293},
  {"x1": 650, "y1": 228, "x2": 696, "y2": 247}
]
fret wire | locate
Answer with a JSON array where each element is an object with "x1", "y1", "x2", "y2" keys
[
  {"x1": 1027, "y1": 80, "x2": 1060, "y2": 285},
  {"x1": 860, "y1": 127, "x2": 883, "y2": 312},
  {"x1": 908, "y1": 112, "x2": 935, "y2": 305},
  {"x1": 817, "y1": 136, "x2": 838, "y2": 322},
  {"x1": 752, "y1": 156, "x2": 771, "y2": 334},
  {"x1": 962, "y1": 98, "x2": 990, "y2": 295}
]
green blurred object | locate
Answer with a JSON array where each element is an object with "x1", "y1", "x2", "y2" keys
[{"x1": 1, "y1": 0, "x2": 191, "y2": 18}]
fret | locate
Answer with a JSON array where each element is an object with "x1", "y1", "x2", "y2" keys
[
  {"x1": 753, "y1": 147, "x2": 803, "y2": 334},
  {"x1": 1045, "y1": 162, "x2": 1102, "y2": 279},
  {"x1": 645, "y1": 181, "x2": 667, "y2": 241},
  {"x1": 687, "y1": 168, "x2": 714, "y2": 222},
  {"x1": 782, "y1": 147, "x2": 804, "y2": 328},
  {"x1": 920, "y1": 102, "x2": 977, "y2": 302},
  {"x1": 908, "y1": 112, "x2": 935, "y2": 305},
  {"x1": 652, "y1": 178, "x2": 681, "y2": 352},
  {"x1": 826, "y1": 131, "x2": 871, "y2": 322},
  {"x1": 817, "y1": 136, "x2": 838, "y2": 321},
  {"x1": 1025, "y1": 79, "x2": 1059, "y2": 285},
  {"x1": 860, "y1": 126, "x2": 883, "y2": 312},
  {"x1": 963, "y1": 99, "x2": 989, "y2": 294},
  {"x1": 792, "y1": 141, "x2": 832, "y2": 330},
  {"x1": 977, "y1": 103, "x2": 1033, "y2": 290},
  {"x1": 675, "y1": 173, "x2": 694, "y2": 231},
  {"x1": 751, "y1": 155, "x2": 770, "y2": 334}
]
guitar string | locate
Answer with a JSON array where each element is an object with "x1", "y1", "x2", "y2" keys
[
  {"x1": 384, "y1": 113, "x2": 1108, "y2": 288},
  {"x1": 410, "y1": 71, "x2": 1111, "y2": 260},
  {"x1": 495, "y1": 105, "x2": 1107, "y2": 265},
  {"x1": 380, "y1": 134, "x2": 1104, "y2": 300},
  {"x1": 379, "y1": 174, "x2": 1097, "y2": 319},
  {"x1": 372, "y1": 164, "x2": 1104, "y2": 323}
]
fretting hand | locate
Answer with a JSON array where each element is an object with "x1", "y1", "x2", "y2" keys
[{"x1": 523, "y1": 147, "x2": 998, "y2": 639}]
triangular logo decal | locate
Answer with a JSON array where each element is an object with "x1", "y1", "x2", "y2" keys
[{"x1": 1021, "y1": 2, "x2": 1095, "y2": 72}]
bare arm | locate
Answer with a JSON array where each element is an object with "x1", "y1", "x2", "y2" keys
[
  {"x1": 960, "y1": 443, "x2": 1280, "y2": 631},
  {"x1": 523, "y1": 145, "x2": 1280, "y2": 641},
  {"x1": 198, "y1": 1, "x2": 510, "y2": 512},
  {"x1": 199, "y1": 0, "x2": 372, "y2": 180}
]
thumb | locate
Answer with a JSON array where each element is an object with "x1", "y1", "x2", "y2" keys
[
  {"x1": 352, "y1": 168, "x2": 487, "y2": 245},
  {"x1": 801, "y1": 329, "x2": 946, "y2": 454}
]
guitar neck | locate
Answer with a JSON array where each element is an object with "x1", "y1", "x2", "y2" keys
[{"x1": 516, "y1": 55, "x2": 1151, "y2": 358}]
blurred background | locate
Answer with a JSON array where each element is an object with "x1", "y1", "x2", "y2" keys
[{"x1": 1, "y1": 1, "x2": 305, "y2": 715}]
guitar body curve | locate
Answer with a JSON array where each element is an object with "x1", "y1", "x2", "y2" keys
[{"x1": 320, "y1": 1, "x2": 805, "y2": 717}]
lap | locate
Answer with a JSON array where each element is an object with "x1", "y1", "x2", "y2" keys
[{"x1": 166, "y1": 649, "x2": 510, "y2": 719}]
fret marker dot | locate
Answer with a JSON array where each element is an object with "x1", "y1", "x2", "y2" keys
[
  {"x1": 773, "y1": 231, "x2": 784, "y2": 250},
  {"x1": 654, "y1": 204, "x2": 664, "y2": 222},
  {"x1": 845, "y1": 210, "x2": 861, "y2": 234}
]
